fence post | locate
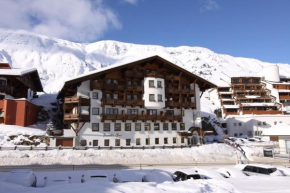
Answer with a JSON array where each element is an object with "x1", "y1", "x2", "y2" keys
[
  {"x1": 30, "y1": 146, "x2": 33, "y2": 150},
  {"x1": 142, "y1": 146, "x2": 145, "y2": 150},
  {"x1": 0, "y1": 146, "x2": 1, "y2": 150},
  {"x1": 14, "y1": 146, "x2": 17, "y2": 150}
]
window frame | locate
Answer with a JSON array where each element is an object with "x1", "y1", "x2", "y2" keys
[
  {"x1": 115, "y1": 139, "x2": 120, "y2": 146},
  {"x1": 126, "y1": 139, "x2": 131, "y2": 146},
  {"x1": 149, "y1": 80, "x2": 155, "y2": 88},
  {"x1": 180, "y1": 123, "x2": 185, "y2": 130},
  {"x1": 163, "y1": 123, "x2": 168, "y2": 131},
  {"x1": 172, "y1": 123, "x2": 177, "y2": 130},
  {"x1": 125, "y1": 123, "x2": 131, "y2": 131},
  {"x1": 154, "y1": 123, "x2": 160, "y2": 131},
  {"x1": 92, "y1": 108, "x2": 99, "y2": 115},
  {"x1": 92, "y1": 123, "x2": 99, "y2": 131},
  {"x1": 136, "y1": 138, "x2": 141, "y2": 145},
  {"x1": 158, "y1": 94, "x2": 162, "y2": 102},
  {"x1": 93, "y1": 140, "x2": 98, "y2": 147},
  {"x1": 155, "y1": 138, "x2": 159, "y2": 145},
  {"x1": 145, "y1": 123, "x2": 151, "y2": 131},
  {"x1": 104, "y1": 139, "x2": 110, "y2": 146},
  {"x1": 104, "y1": 123, "x2": 110, "y2": 132},
  {"x1": 135, "y1": 123, "x2": 141, "y2": 131},
  {"x1": 149, "y1": 94, "x2": 155, "y2": 102},
  {"x1": 114, "y1": 123, "x2": 121, "y2": 131},
  {"x1": 80, "y1": 140, "x2": 87, "y2": 146}
]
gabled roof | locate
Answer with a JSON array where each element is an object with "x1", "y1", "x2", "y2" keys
[
  {"x1": 58, "y1": 55, "x2": 216, "y2": 98},
  {"x1": 0, "y1": 67, "x2": 43, "y2": 92}
]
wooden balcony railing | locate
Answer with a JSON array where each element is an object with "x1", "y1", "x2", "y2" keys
[
  {"x1": 165, "y1": 101, "x2": 195, "y2": 109},
  {"x1": 101, "y1": 114, "x2": 182, "y2": 122},
  {"x1": 0, "y1": 85, "x2": 13, "y2": 95},
  {"x1": 125, "y1": 70, "x2": 143, "y2": 78},
  {"x1": 224, "y1": 112, "x2": 239, "y2": 117},
  {"x1": 64, "y1": 114, "x2": 90, "y2": 123},
  {"x1": 64, "y1": 96, "x2": 90, "y2": 106},
  {"x1": 127, "y1": 85, "x2": 144, "y2": 92},
  {"x1": 242, "y1": 110, "x2": 282, "y2": 115},
  {"x1": 279, "y1": 95, "x2": 290, "y2": 100},
  {"x1": 102, "y1": 99, "x2": 144, "y2": 107}
]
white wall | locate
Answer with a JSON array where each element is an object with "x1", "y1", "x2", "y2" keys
[
  {"x1": 209, "y1": 88, "x2": 220, "y2": 107},
  {"x1": 143, "y1": 77, "x2": 165, "y2": 109},
  {"x1": 227, "y1": 115, "x2": 290, "y2": 137}
]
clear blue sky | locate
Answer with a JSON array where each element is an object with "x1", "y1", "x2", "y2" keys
[{"x1": 101, "y1": 0, "x2": 290, "y2": 64}]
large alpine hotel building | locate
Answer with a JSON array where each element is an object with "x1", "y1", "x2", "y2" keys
[{"x1": 51, "y1": 56, "x2": 215, "y2": 147}]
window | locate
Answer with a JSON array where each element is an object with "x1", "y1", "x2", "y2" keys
[
  {"x1": 163, "y1": 123, "x2": 168, "y2": 130},
  {"x1": 107, "y1": 79, "x2": 111, "y2": 84},
  {"x1": 135, "y1": 123, "x2": 141, "y2": 131},
  {"x1": 158, "y1": 94, "x2": 162, "y2": 102},
  {"x1": 172, "y1": 123, "x2": 177, "y2": 130},
  {"x1": 233, "y1": 123, "x2": 237, "y2": 126},
  {"x1": 92, "y1": 123, "x2": 99, "y2": 131},
  {"x1": 127, "y1": 95, "x2": 132, "y2": 100},
  {"x1": 113, "y1": 79, "x2": 118, "y2": 84},
  {"x1": 127, "y1": 80, "x2": 132, "y2": 86},
  {"x1": 149, "y1": 80, "x2": 154, "y2": 87},
  {"x1": 164, "y1": 138, "x2": 168, "y2": 144},
  {"x1": 133, "y1": 81, "x2": 138, "y2": 86},
  {"x1": 154, "y1": 123, "x2": 160, "y2": 131},
  {"x1": 257, "y1": 122, "x2": 261, "y2": 126},
  {"x1": 136, "y1": 138, "x2": 141, "y2": 145},
  {"x1": 115, "y1": 139, "x2": 120, "y2": 146},
  {"x1": 133, "y1": 95, "x2": 138, "y2": 101},
  {"x1": 263, "y1": 122, "x2": 266, "y2": 126},
  {"x1": 113, "y1": 94, "x2": 118, "y2": 100},
  {"x1": 149, "y1": 94, "x2": 155, "y2": 101},
  {"x1": 106, "y1": 93, "x2": 111, "y2": 99},
  {"x1": 115, "y1": 123, "x2": 121, "y2": 131},
  {"x1": 126, "y1": 139, "x2": 131, "y2": 146},
  {"x1": 125, "y1": 123, "x2": 131, "y2": 131},
  {"x1": 180, "y1": 123, "x2": 185, "y2": 130},
  {"x1": 155, "y1": 138, "x2": 159, "y2": 145},
  {"x1": 147, "y1": 109, "x2": 157, "y2": 115},
  {"x1": 93, "y1": 140, "x2": 98, "y2": 146},
  {"x1": 173, "y1": 137, "x2": 177, "y2": 144},
  {"x1": 157, "y1": 81, "x2": 162, "y2": 88},
  {"x1": 145, "y1": 123, "x2": 151, "y2": 131},
  {"x1": 92, "y1": 108, "x2": 99, "y2": 115},
  {"x1": 238, "y1": 123, "x2": 242, "y2": 126},
  {"x1": 234, "y1": 133, "x2": 238, "y2": 137},
  {"x1": 104, "y1": 139, "x2": 110, "y2": 146},
  {"x1": 92, "y1": 92, "x2": 98, "y2": 99},
  {"x1": 146, "y1": 138, "x2": 150, "y2": 145},
  {"x1": 80, "y1": 140, "x2": 87, "y2": 146},
  {"x1": 0, "y1": 79, "x2": 6, "y2": 86},
  {"x1": 128, "y1": 109, "x2": 138, "y2": 115},
  {"x1": 165, "y1": 110, "x2": 174, "y2": 116},
  {"x1": 104, "y1": 123, "x2": 110, "y2": 131},
  {"x1": 239, "y1": 133, "x2": 243, "y2": 136},
  {"x1": 106, "y1": 108, "x2": 118, "y2": 115},
  {"x1": 181, "y1": 137, "x2": 185, "y2": 143}
]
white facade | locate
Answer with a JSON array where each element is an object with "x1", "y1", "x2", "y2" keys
[
  {"x1": 226, "y1": 115, "x2": 290, "y2": 137},
  {"x1": 54, "y1": 79, "x2": 203, "y2": 147}
]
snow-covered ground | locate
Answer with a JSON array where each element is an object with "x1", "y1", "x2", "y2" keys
[
  {"x1": 0, "y1": 144, "x2": 237, "y2": 166},
  {"x1": 1, "y1": 165, "x2": 290, "y2": 193}
]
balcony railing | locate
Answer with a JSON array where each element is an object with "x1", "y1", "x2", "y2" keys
[
  {"x1": 165, "y1": 101, "x2": 195, "y2": 109},
  {"x1": 242, "y1": 110, "x2": 281, "y2": 115},
  {"x1": 64, "y1": 114, "x2": 90, "y2": 123},
  {"x1": 125, "y1": 70, "x2": 143, "y2": 78},
  {"x1": 102, "y1": 99, "x2": 144, "y2": 107},
  {"x1": 101, "y1": 113, "x2": 182, "y2": 122},
  {"x1": 0, "y1": 85, "x2": 13, "y2": 95},
  {"x1": 64, "y1": 96, "x2": 90, "y2": 105}
]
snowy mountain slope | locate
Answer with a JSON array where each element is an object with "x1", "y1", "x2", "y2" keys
[{"x1": 0, "y1": 28, "x2": 290, "y2": 93}]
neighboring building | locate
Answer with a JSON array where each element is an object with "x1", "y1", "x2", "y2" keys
[
  {"x1": 0, "y1": 63, "x2": 43, "y2": 126},
  {"x1": 262, "y1": 124, "x2": 290, "y2": 154},
  {"x1": 52, "y1": 55, "x2": 216, "y2": 147},
  {"x1": 209, "y1": 65, "x2": 290, "y2": 138}
]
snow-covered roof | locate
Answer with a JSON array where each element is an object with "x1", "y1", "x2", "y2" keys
[
  {"x1": 245, "y1": 95, "x2": 260, "y2": 99},
  {"x1": 219, "y1": 92, "x2": 232, "y2": 94},
  {"x1": 262, "y1": 124, "x2": 290, "y2": 136},
  {"x1": 241, "y1": 103, "x2": 275, "y2": 107},
  {"x1": 278, "y1": 90, "x2": 290, "y2": 93},
  {"x1": 221, "y1": 99, "x2": 235, "y2": 101},
  {"x1": 223, "y1": 105, "x2": 239, "y2": 109},
  {"x1": 0, "y1": 67, "x2": 37, "y2": 76}
]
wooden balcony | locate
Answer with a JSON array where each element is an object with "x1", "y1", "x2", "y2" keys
[
  {"x1": 224, "y1": 112, "x2": 239, "y2": 117},
  {"x1": 92, "y1": 82, "x2": 124, "y2": 91},
  {"x1": 165, "y1": 101, "x2": 195, "y2": 109},
  {"x1": 126, "y1": 100, "x2": 144, "y2": 107},
  {"x1": 165, "y1": 75, "x2": 180, "y2": 81},
  {"x1": 242, "y1": 110, "x2": 282, "y2": 115},
  {"x1": 64, "y1": 114, "x2": 90, "y2": 123},
  {"x1": 102, "y1": 99, "x2": 144, "y2": 107},
  {"x1": 166, "y1": 101, "x2": 180, "y2": 108},
  {"x1": 101, "y1": 114, "x2": 182, "y2": 122},
  {"x1": 0, "y1": 85, "x2": 13, "y2": 95},
  {"x1": 64, "y1": 97, "x2": 90, "y2": 106},
  {"x1": 279, "y1": 95, "x2": 290, "y2": 100},
  {"x1": 127, "y1": 85, "x2": 144, "y2": 92},
  {"x1": 145, "y1": 72, "x2": 164, "y2": 78},
  {"x1": 125, "y1": 70, "x2": 143, "y2": 78}
]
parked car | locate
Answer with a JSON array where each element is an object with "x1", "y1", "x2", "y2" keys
[
  {"x1": 81, "y1": 170, "x2": 108, "y2": 183},
  {"x1": 217, "y1": 168, "x2": 247, "y2": 178},
  {"x1": 113, "y1": 170, "x2": 144, "y2": 183},
  {"x1": 43, "y1": 174, "x2": 71, "y2": 187},
  {"x1": 242, "y1": 164, "x2": 284, "y2": 176},
  {"x1": 142, "y1": 170, "x2": 173, "y2": 183},
  {"x1": 172, "y1": 169, "x2": 225, "y2": 181},
  {"x1": 5, "y1": 169, "x2": 37, "y2": 187}
]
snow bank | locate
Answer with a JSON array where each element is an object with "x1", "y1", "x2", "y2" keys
[{"x1": 0, "y1": 144, "x2": 236, "y2": 166}]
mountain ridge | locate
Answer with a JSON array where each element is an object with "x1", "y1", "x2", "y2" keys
[{"x1": 0, "y1": 28, "x2": 289, "y2": 93}]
